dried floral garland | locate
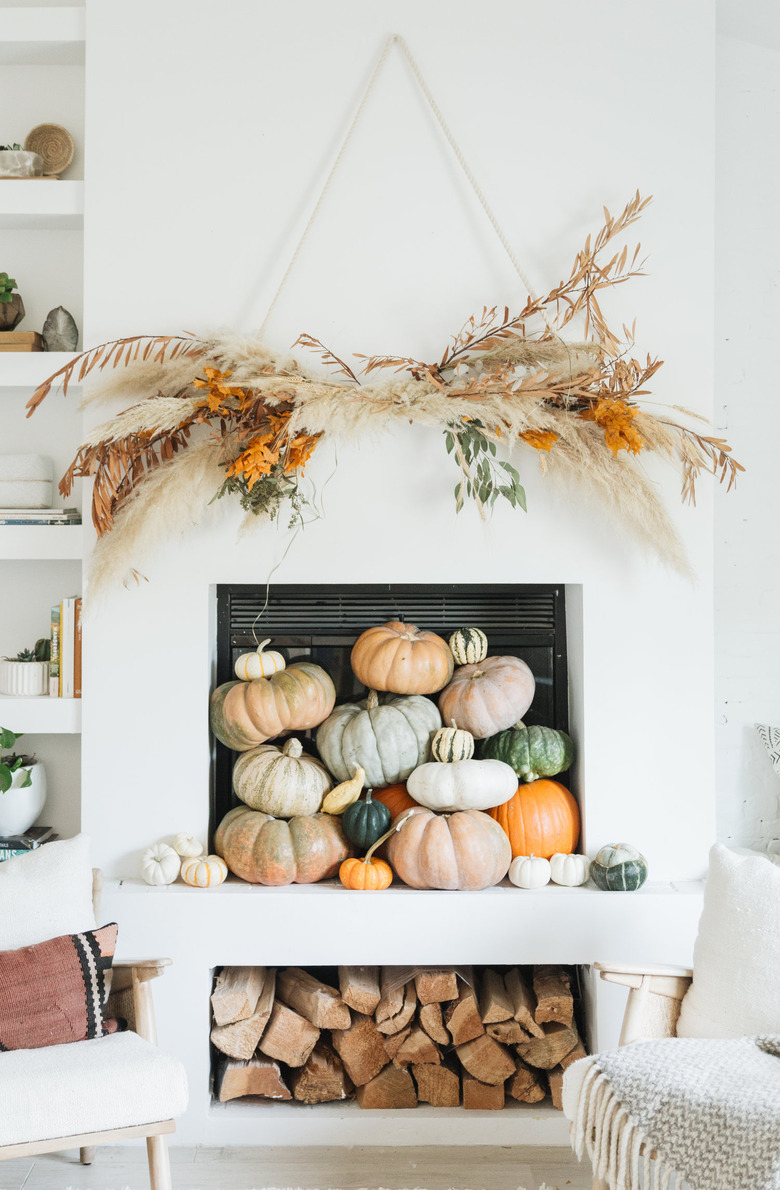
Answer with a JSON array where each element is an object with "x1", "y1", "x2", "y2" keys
[{"x1": 27, "y1": 193, "x2": 741, "y2": 588}]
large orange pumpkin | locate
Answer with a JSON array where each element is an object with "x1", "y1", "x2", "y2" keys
[
  {"x1": 487, "y1": 779, "x2": 580, "y2": 859},
  {"x1": 351, "y1": 620, "x2": 454, "y2": 695},
  {"x1": 386, "y1": 807, "x2": 511, "y2": 891},
  {"x1": 210, "y1": 662, "x2": 336, "y2": 751},
  {"x1": 214, "y1": 805, "x2": 352, "y2": 885},
  {"x1": 439, "y1": 656, "x2": 535, "y2": 739},
  {"x1": 371, "y1": 783, "x2": 419, "y2": 819}
]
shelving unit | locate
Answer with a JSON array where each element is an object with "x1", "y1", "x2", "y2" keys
[
  {"x1": 0, "y1": 8, "x2": 85, "y2": 66},
  {"x1": 0, "y1": 695, "x2": 81, "y2": 733},
  {"x1": 0, "y1": 180, "x2": 84, "y2": 230},
  {"x1": 0, "y1": 525, "x2": 83, "y2": 561},
  {"x1": 0, "y1": 351, "x2": 78, "y2": 388}
]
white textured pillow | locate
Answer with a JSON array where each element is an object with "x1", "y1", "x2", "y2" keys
[
  {"x1": 677, "y1": 843, "x2": 780, "y2": 1038},
  {"x1": 0, "y1": 834, "x2": 96, "y2": 949}
]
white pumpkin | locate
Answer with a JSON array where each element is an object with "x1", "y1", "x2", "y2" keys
[
  {"x1": 234, "y1": 639, "x2": 286, "y2": 681},
  {"x1": 181, "y1": 854, "x2": 228, "y2": 887},
  {"x1": 232, "y1": 736, "x2": 332, "y2": 816},
  {"x1": 407, "y1": 758, "x2": 517, "y2": 812},
  {"x1": 173, "y1": 832, "x2": 204, "y2": 858},
  {"x1": 141, "y1": 842, "x2": 180, "y2": 886},
  {"x1": 508, "y1": 854, "x2": 551, "y2": 889},
  {"x1": 549, "y1": 852, "x2": 591, "y2": 887}
]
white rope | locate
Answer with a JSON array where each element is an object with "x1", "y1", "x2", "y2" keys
[{"x1": 258, "y1": 32, "x2": 547, "y2": 337}]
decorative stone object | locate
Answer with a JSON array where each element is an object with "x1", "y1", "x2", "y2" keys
[
  {"x1": 0, "y1": 150, "x2": 43, "y2": 179},
  {"x1": 0, "y1": 454, "x2": 53, "y2": 508},
  {"x1": 42, "y1": 306, "x2": 78, "y2": 352},
  {"x1": 0, "y1": 294, "x2": 24, "y2": 331}
]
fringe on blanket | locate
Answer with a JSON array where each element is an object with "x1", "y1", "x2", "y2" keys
[{"x1": 570, "y1": 1059, "x2": 685, "y2": 1190}]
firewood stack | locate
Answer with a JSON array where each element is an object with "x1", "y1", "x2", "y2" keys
[{"x1": 211, "y1": 964, "x2": 585, "y2": 1110}]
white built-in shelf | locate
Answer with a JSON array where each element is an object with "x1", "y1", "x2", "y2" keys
[
  {"x1": 0, "y1": 695, "x2": 81, "y2": 733},
  {"x1": 0, "y1": 180, "x2": 84, "y2": 230},
  {"x1": 0, "y1": 7, "x2": 85, "y2": 65},
  {"x1": 0, "y1": 351, "x2": 79, "y2": 389},
  {"x1": 0, "y1": 524, "x2": 82, "y2": 560}
]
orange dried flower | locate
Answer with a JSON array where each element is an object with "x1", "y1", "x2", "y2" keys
[
  {"x1": 580, "y1": 397, "x2": 644, "y2": 456},
  {"x1": 521, "y1": 429, "x2": 559, "y2": 452}
]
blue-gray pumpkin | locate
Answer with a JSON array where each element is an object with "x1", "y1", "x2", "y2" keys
[{"x1": 591, "y1": 842, "x2": 648, "y2": 891}]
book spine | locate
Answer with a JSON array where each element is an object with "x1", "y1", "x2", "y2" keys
[
  {"x1": 74, "y1": 597, "x2": 82, "y2": 699},
  {"x1": 61, "y1": 598, "x2": 74, "y2": 699},
  {"x1": 49, "y1": 604, "x2": 60, "y2": 698},
  {"x1": 0, "y1": 850, "x2": 27, "y2": 863}
]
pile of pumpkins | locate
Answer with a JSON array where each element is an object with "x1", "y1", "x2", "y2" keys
[{"x1": 209, "y1": 623, "x2": 647, "y2": 893}]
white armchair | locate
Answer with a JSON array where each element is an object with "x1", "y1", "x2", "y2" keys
[{"x1": 0, "y1": 864, "x2": 187, "y2": 1190}]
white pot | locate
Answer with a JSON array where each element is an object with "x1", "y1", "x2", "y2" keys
[
  {"x1": 0, "y1": 661, "x2": 49, "y2": 697},
  {"x1": 0, "y1": 763, "x2": 47, "y2": 836},
  {"x1": 0, "y1": 150, "x2": 43, "y2": 179}
]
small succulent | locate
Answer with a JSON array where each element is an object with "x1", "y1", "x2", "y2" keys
[
  {"x1": 0, "y1": 144, "x2": 22, "y2": 152},
  {"x1": 3, "y1": 639, "x2": 50, "y2": 663},
  {"x1": 0, "y1": 728, "x2": 35, "y2": 794},
  {"x1": 0, "y1": 272, "x2": 18, "y2": 305}
]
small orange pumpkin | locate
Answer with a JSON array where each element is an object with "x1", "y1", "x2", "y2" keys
[
  {"x1": 487, "y1": 778, "x2": 580, "y2": 859},
  {"x1": 339, "y1": 810, "x2": 417, "y2": 890},
  {"x1": 351, "y1": 620, "x2": 454, "y2": 695}
]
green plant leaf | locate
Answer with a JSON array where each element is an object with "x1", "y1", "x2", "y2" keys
[
  {"x1": 0, "y1": 766, "x2": 10, "y2": 794},
  {"x1": 19, "y1": 768, "x2": 32, "y2": 789},
  {"x1": 0, "y1": 728, "x2": 21, "y2": 750}
]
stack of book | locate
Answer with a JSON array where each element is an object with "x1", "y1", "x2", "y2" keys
[
  {"x1": 51, "y1": 597, "x2": 82, "y2": 698},
  {"x1": 0, "y1": 507, "x2": 81, "y2": 526},
  {"x1": 0, "y1": 826, "x2": 58, "y2": 863}
]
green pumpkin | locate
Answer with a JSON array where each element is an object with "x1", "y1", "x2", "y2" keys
[
  {"x1": 480, "y1": 721, "x2": 574, "y2": 782},
  {"x1": 342, "y1": 789, "x2": 392, "y2": 851},
  {"x1": 591, "y1": 843, "x2": 648, "y2": 892}
]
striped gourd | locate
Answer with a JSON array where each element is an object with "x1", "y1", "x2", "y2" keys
[
  {"x1": 181, "y1": 854, "x2": 228, "y2": 887},
  {"x1": 234, "y1": 639, "x2": 286, "y2": 680},
  {"x1": 590, "y1": 843, "x2": 648, "y2": 891},
  {"x1": 448, "y1": 627, "x2": 488, "y2": 666},
  {"x1": 431, "y1": 721, "x2": 475, "y2": 763},
  {"x1": 232, "y1": 737, "x2": 332, "y2": 817}
]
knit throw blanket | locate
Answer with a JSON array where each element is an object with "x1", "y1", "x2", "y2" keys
[{"x1": 563, "y1": 1035, "x2": 780, "y2": 1190}]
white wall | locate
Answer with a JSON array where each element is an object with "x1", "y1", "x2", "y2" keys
[{"x1": 715, "y1": 8, "x2": 780, "y2": 849}]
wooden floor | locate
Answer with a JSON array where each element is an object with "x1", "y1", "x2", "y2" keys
[{"x1": 0, "y1": 1144, "x2": 591, "y2": 1190}]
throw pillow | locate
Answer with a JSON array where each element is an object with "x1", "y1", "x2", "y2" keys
[
  {"x1": 677, "y1": 843, "x2": 780, "y2": 1037},
  {"x1": 0, "y1": 834, "x2": 96, "y2": 950},
  {"x1": 0, "y1": 922, "x2": 118, "y2": 1050}
]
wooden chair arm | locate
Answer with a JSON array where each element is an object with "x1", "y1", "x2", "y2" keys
[
  {"x1": 596, "y1": 961, "x2": 693, "y2": 1000},
  {"x1": 111, "y1": 959, "x2": 171, "y2": 993},
  {"x1": 594, "y1": 963, "x2": 693, "y2": 1046}
]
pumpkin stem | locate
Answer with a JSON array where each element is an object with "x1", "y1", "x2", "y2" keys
[
  {"x1": 366, "y1": 690, "x2": 379, "y2": 712},
  {"x1": 363, "y1": 809, "x2": 416, "y2": 863},
  {"x1": 450, "y1": 720, "x2": 458, "y2": 729},
  {"x1": 282, "y1": 738, "x2": 303, "y2": 758},
  {"x1": 257, "y1": 638, "x2": 272, "y2": 653}
]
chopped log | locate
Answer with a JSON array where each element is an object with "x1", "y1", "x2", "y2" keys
[
  {"x1": 277, "y1": 967, "x2": 351, "y2": 1030},
  {"x1": 533, "y1": 965, "x2": 574, "y2": 1026},
  {"x1": 375, "y1": 969, "x2": 405, "y2": 1024},
  {"x1": 559, "y1": 1028, "x2": 587, "y2": 1070},
  {"x1": 505, "y1": 968, "x2": 544, "y2": 1038},
  {"x1": 507, "y1": 1058, "x2": 547, "y2": 1104},
  {"x1": 414, "y1": 966, "x2": 459, "y2": 1004},
  {"x1": 376, "y1": 980, "x2": 417, "y2": 1035},
  {"x1": 210, "y1": 968, "x2": 276, "y2": 1058},
  {"x1": 383, "y1": 1025, "x2": 412, "y2": 1061},
  {"x1": 478, "y1": 968, "x2": 513, "y2": 1023},
  {"x1": 456, "y1": 1033, "x2": 516, "y2": 1085},
  {"x1": 486, "y1": 1019, "x2": 530, "y2": 1045},
  {"x1": 548, "y1": 1064, "x2": 565, "y2": 1110},
  {"x1": 257, "y1": 1000, "x2": 319, "y2": 1068},
  {"x1": 355, "y1": 1063, "x2": 417, "y2": 1109},
  {"x1": 515, "y1": 1021, "x2": 578, "y2": 1070},
  {"x1": 214, "y1": 1054, "x2": 291, "y2": 1102},
  {"x1": 211, "y1": 966, "x2": 266, "y2": 1027},
  {"x1": 444, "y1": 982, "x2": 484, "y2": 1045},
  {"x1": 419, "y1": 1002, "x2": 450, "y2": 1046},
  {"x1": 393, "y1": 1025, "x2": 441, "y2": 1067},
  {"x1": 413, "y1": 1060, "x2": 460, "y2": 1107},
  {"x1": 462, "y1": 1073, "x2": 505, "y2": 1110},
  {"x1": 339, "y1": 966, "x2": 381, "y2": 1016},
  {"x1": 331, "y1": 1012, "x2": 389, "y2": 1086},
  {"x1": 289, "y1": 1041, "x2": 353, "y2": 1104}
]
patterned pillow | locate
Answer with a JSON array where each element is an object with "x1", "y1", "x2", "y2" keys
[{"x1": 0, "y1": 922, "x2": 119, "y2": 1051}]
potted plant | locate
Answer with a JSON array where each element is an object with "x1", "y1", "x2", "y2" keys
[
  {"x1": 0, "y1": 143, "x2": 43, "y2": 180},
  {"x1": 0, "y1": 728, "x2": 47, "y2": 836},
  {"x1": 0, "y1": 272, "x2": 24, "y2": 331},
  {"x1": 0, "y1": 640, "x2": 50, "y2": 697}
]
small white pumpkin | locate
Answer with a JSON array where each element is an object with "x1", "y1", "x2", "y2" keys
[
  {"x1": 431, "y1": 721, "x2": 475, "y2": 763},
  {"x1": 508, "y1": 854, "x2": 551, "y2": 889},
  {"x1": 181, "y1": 854, "x2": 228, "y2": 887},
  {"x1": 141, "y1": 842, "x2": 181, "y2": 886},
  {"x1": 173, "y1": 832, "x2": 204, "y2": 859},
  {"x1": 407, "y1": 757, "x2": 517, "y2": 812},
  {"x1": 549, "y1": 852, "x2": 591, "y2": 887},
  {"x1": 234, "y1": 639, "x2": 286, "y2": 681}
]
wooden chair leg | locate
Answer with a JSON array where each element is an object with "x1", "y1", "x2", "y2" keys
[
  {"x1": 80, "y1": 1146, "x2": 96, "y2": 1165},
  {"x1": 146, "y1": 1133, "x2": 173, "y2": 1190}
]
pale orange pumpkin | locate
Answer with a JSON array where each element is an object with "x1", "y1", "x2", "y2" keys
[
  {"x1": 210, "y1": 662, "x2": 336, "y2": 751},
  {"x1": 385, "y1": 807, "x2": 511, "y2": 890},
  {"x1": 214, "y1": 805, "x2": 352, "y2": 885},
  {"x1": 438, "y1": 655, "x2": 535, "y2": 739},
  {"x1": 351, "y1": 620, "x2": 454, "y2": 695},
  {"x1": 487, "y1": 779, "x2": 580, "y2": 859}
]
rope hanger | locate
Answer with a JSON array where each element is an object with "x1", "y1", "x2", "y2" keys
[{"x1": 258, "y1": 33, "x2": 550, "y2": 337}]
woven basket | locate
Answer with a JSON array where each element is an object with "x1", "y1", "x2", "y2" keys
[{"x1": 24, "y1": 124, "x2": 75, "y2": 176}]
